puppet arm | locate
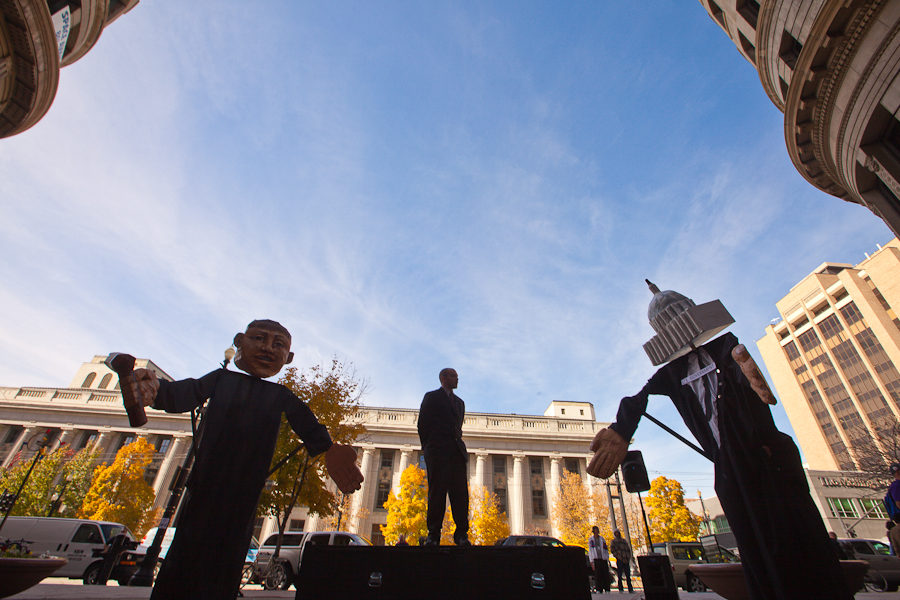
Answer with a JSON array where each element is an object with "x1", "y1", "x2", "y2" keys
[
  {"x1": 731, "y1": 344, "x2": 777, "y2": 405},
  {"x1": 132, "y1": 368, "x2": 160, "y2": 406},
  {"x1": 325, "y1": 443, "x2": 365, "y2": 494},
  {"x1": 587, "y1": 428, "x2": 629, "y2": 479}
]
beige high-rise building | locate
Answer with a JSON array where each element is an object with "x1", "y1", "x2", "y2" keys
[
  {"x1": 697, "y1": 0, "x2": 900, "y2": 237},
  {"x1": 757, "y1": 238, "x2": 900, "y2": 472}
]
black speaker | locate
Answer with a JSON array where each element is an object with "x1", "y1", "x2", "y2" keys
[
  {"x1": 637, "y1": 554, "x2": 679, "y2": 600},
  {"x1": 621, "y1": 450, "x2": 651, "y2": 493}
]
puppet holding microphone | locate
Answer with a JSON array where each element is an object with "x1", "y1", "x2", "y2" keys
[
  {"x1": 108, "y1": 320, "x2": 363, "y2": 600},
  {"x1": 587, "y1": 282, "x2": 851, "y2": 600}
]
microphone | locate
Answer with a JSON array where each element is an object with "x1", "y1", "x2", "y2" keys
[{"x1": 105, "y1": 353, "x2": 148, "y2": 427}]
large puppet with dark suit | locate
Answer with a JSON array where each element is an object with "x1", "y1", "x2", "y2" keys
[
  {"x1": 417, "y1": 368, "x2": 470, "y2": 546},
  {"x1": 587, "y1": 283, "x2": 851, "y2": 600},
  {"x1": 125, "y1": 320, "x2": 364, "y2": 600}
]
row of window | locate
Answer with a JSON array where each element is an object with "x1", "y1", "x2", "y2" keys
[
  {"x1": 826, "y1": 496, "x2": 888, "y2": 520},
  {"x1": 79, "y1": 372, "x2": 121, "y2": 390}
]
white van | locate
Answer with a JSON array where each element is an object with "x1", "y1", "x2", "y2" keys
[{"x1": 0, "y1": 516, "x2": 141, "y2": 584}]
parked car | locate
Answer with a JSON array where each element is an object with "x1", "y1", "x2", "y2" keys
[
  {"x1": 651, "y1": 541, "x2": 740, "y2": 593},
  {"x1": 137, "y1": 527, "x2": 259, "y2": 582},
  {"x1": 252, "y1": 531, "x2": 308, "y2": 590},
  {"x1": 0, "y1": 516, "x2": 142, "y2": 585},
  {"x1": 494, "y1": 535, "x2": 566, "y2": 547},
  {"x1": 840, "y1": 538, "x2": 900, "y2": 591}
]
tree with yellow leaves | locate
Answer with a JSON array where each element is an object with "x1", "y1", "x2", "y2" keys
[
  {"x1": 551, "y1": 470, "x2": 613, "y2": 546},
  {"x1": 381, "y1": 464, "x2": 428, "y2": 545},
  {"x1": 79, "y1": 438, "x2": 155, "y2": 535},
  {"x1": 469, "y1": 485, "x2": 509, "y2": 546},
  {"x1": 645, "y1": 475, "x2": 700, "y2": 542}
]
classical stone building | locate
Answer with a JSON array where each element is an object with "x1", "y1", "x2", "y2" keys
[
  {"x1": 757, "y1": 237, "x2": 900, "y2": 539},
  {"x1": 0, "y1": 0, "x2": 140, "y2": 138},
  {"x1": 0, "y1": 357, "x2": 636, "y2": 546},
  {"x1": 698, "y1": 0, "x2": 900, "y2": 236}
]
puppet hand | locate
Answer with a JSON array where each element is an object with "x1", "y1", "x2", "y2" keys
[
  {"x1": 588, "y1": 428, "x2": 629, "y2": 479},
  {"x1": 731, "y1": 344, "x2": 777, "y2": 405},
  {"x1": 132, "y1": 369, "x2": 159, "y2": 406},
  {"x1": 326, "y1": 443, "x2": 364, "y2": 494}
]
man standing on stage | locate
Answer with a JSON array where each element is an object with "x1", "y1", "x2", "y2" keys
[{"x1": 417, "y1": 368, "x2": 470, "y2": 546}]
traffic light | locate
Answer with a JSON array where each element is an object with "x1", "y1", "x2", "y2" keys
[
  {"x1": 621, "y1": 450, "x2": 651, "y2": 493},
  {"x1": 0, "y1": 490, "x2": 15, "y2": 512}
]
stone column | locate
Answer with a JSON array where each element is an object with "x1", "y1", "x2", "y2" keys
[
  {"x1": 92, "y1": 430, "x2": 118, "y2": 462},
  {"x1": 398, "y1": 450, "x2": 410, "y2": 478},
  {"x1": 352, "y1": 447, "x2": 375, "y2": 520},
  {"x1": 511, "y1": 454, "x2": 526, "y2": 535},
  {"x1": 55, "y1": 427, "x2": 78, "y2": 452},
  {"x1": 474, "y1": 452, "x2": 488, "y2": 488},
  {"x1": 2, "y1": 426, "x2": 41, "y2": 468},
  {"x1": 549, "y1": 455, "x2": 561, "y2": 537},
  {"x1": 152, "y1": 436, "x2": 190, "y2": 497}
]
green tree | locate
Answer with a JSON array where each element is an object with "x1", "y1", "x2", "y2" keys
[
  {"x1": 79, "y1": 438, "x2": 156, "y2": 535},
  {"x1": 381, "y1": 464, "x2": 428, "y2": 545},
  {"x1": 256, "y1": 358, "x2": 367, "y2": 556},
  {"x1": 0, "y1": 445, "x2": 99, "y2": 517},
  {"x1": 645, "y1": 475, "x2": 700, "y2": 542},
  {"x1": 469, "y1": 485, "x2": 510, "y2": 546}
]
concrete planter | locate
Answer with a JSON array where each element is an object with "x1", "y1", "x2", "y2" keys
[
  {"x1": 0, "y1": 557, "x2": 67, "y2": 598},
  {"x1": 690, "y1": 560, "x2": 868, "y2": 600}
]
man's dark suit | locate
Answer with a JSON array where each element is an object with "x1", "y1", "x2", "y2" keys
[{"x1": 417, "y1": 387, "x2": 469, "y2": 543}]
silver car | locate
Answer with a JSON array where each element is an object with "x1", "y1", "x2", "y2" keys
[{"x1": 841, "y1": 538, "x2": 900, "y2": 592}]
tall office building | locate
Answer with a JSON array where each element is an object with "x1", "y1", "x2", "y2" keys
[
  {"x1": 758, "y1": 238, "x2": 900, "y2": 472},
  {"x1": 697, "y1": 0, "x2": 900, "y2": 237},
  {"x1": 0, "y1": 0, "x2": 139, "y2": 138}
]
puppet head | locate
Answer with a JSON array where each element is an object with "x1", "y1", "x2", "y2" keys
[
  {"x1": 642, "y1": 280, "x2": 735, "y2": 366},
  {"x1": 233, "y1": 319, "x2": 294, "y2": 378}
]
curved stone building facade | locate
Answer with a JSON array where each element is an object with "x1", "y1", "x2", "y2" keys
[
  {"x1": 0, "y1": 0, "x2": 139, "y2": 138},
  {"x1": 699, "y1": 0, "x2": 900, "y2": 236}
]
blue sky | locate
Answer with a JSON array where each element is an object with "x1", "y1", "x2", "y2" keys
[{"x1": 0, "y1": 2, "x2": 893, "y2": 499}]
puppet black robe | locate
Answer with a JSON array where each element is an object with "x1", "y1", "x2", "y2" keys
[
  {"x1": 149, "y1": 369, "x2": 332, "y2": 600},
  {"x1": 609, "y1": 333, "x2": 851, "y2": 600}
]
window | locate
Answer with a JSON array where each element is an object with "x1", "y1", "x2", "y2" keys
[
  {"x1": 708, "y1": 0, "x2": 726, "y2": 29},
  {"x1": 738, "y1": 30, "x2": 756, "y2": 64},
  {"x1": 2, "y1": 426, "x2": 23, "y2": 445},
  {"x1": 81, "y1": 373, "x2": 96, "y2": 388},
  {"x1": 565, "y1": 458, "x2": 580, "y2": 476},
  {"x1": 827, "y1": 497, "x2": 859, "y2": 519},
  {"x1": 530, "y1": 458, "x2": 545, "y2": 517},
  {"x1": 72, "y1": 523, "x2": 103, "y2": 544},
  {"x1": 779, "y1": 30, "x2": 802, "y2": 70},
  {"x1": 289, "y1": 519, "x2": 305, "y2": 531},
  {"x1": 560, "y1": 408, "x2": 565, "y2": 415},
  {"x1": 737, "y1": 0, "x2": 760, "y2": 28},
  {"x1": 850, "y1": 540, "x2": 874, "y2": 556},
  {"x1": 579, "y1": 409, "x2": 584, "y2": 416},
  {"x1": 99, "y1": 374, "x2": 113, "y2": 389},
  {"x1": 76, "y1": 430, "x2": 98, "y2": 449},
  {"x1": 375, "y1": 450, "x2": 394, "y2": 511},
  {"x1": 492, "y1": 456, "x2": 507, "y2": 515},
  {"x1": 117, "y1": 435, "x2": 135, "y2": 450},
  {"x1": 859, "y1": 498, "x2": 888, "y2": 520},
  {"x1": 156, "y1": 437, "x2": 172, "y2": 454}
]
